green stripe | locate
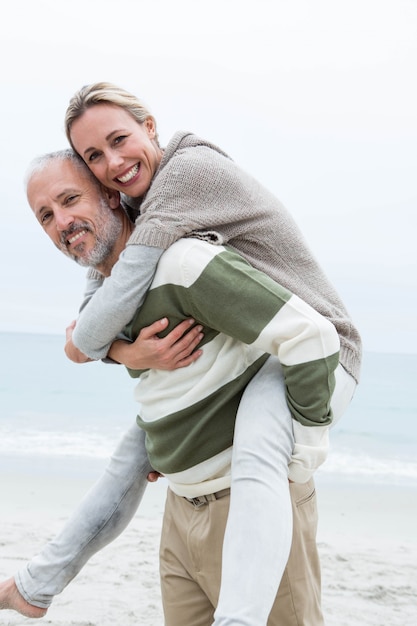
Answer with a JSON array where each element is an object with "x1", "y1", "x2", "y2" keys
[
  {"x1": 282, "y1": 352, "x2": 339, "y2": 426},
  {"x1": 136, "y1": 355, "x2": 268, "y2": 473},
  {"x1": 123, "y1": 247, "x2": 290, "y2": 377},
  {"x1": 123, "y1": 282, "x2": 220, "y2": 377},
  {"x1": 185, "y1": 249, "x2": 293, "y2": 343}
]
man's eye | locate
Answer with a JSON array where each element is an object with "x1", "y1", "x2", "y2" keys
[
  {"x1": 40, "y1": 212, "x2": 52, "y2": 224},
  {"x1": 64, "y1": 195, "x2": 78, "y2": 205}
]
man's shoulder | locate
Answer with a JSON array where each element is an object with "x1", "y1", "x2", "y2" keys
[
  {"x1": 161, "y1": 237, "x2": 225, "y2": 264},
  {"x1": 153, "y1": 238, "x2": 227, "y2": 287}
]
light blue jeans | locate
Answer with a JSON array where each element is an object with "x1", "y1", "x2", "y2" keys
[
  {"x1": 15, "y1": 357, "x2": 355, "y2": 625},
  {"x1": 15, "y1": 423, "x2": 152, "y2": 608},
  {"x1": 213, "y1": 358, "x2": 355, "y2": 626}
]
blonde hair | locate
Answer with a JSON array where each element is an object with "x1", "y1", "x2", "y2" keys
[{"x1": 65, "y1": 82, "x2": 159, "y2": 151}]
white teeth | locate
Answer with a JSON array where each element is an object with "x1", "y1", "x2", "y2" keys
[
  {"x1": 68, "y1": 230, "x2": 87, "y2": 245},
  {"x1": 117, "y1": 164, "x2": 139, "y2": 183}
]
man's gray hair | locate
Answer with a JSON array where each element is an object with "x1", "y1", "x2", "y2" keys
[{"x1": 24, "y1": 149, "x2": 100, "y2": 192}]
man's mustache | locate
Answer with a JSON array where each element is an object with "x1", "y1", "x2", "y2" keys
[{"x1": 60, "y1": 222, "x2": 92, "y2": 248}]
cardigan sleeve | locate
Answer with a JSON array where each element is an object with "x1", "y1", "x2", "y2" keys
[{"x1": 72, "y1": 245, "x2": 164, "y2": 359}]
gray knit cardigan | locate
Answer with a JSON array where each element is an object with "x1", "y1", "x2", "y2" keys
[{"x1": 122, "y1": 131, "x2": 362, "y2": 382}]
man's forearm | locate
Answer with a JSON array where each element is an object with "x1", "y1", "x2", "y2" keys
[{"x1": 107, "y1": 339, "x2": 131, "y2": 365}]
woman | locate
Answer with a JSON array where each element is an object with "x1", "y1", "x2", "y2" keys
[{"x1": 15, "y1": 83, "x2": 362, "y2": 625}]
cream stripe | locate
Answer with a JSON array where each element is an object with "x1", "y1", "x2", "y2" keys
[
  {"x1": 166, "y1": 447, "x2": 233, "y2": 497},
  {"x1": 255, "y1": 294, "x2": 340, "y2": 365},
  {"x1": 134, "y1": 333, "x2": 264, "y2": 422},
  {"x1": 150, "y1": 238, "x2": 224, "y2": 289}
]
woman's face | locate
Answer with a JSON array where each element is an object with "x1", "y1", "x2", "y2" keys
[{"x1": 70, "y1": 103, "x2": 163, "y2": 198}]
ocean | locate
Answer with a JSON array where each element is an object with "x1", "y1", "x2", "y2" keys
[{"x1": 0, "y1": 332, "x2": 416, "y2": 488}]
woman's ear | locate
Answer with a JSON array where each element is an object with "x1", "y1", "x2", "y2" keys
[{"x1": 144, "y1": 116, "x2": 156, "y2": 138}]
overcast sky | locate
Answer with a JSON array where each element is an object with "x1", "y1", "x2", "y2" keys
[{"x1": 0, "y1": 0, "x2": 416, "y2": 354}]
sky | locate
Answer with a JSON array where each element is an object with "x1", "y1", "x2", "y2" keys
[{"x1": 0, "y1": 0, "x2": 416, "y2": 354}]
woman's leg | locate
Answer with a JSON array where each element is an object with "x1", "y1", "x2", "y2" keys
[
  {"x1": 14, "y1": 423, "x2": 152, "y2": 609},
  {"x1": 214, "y1": 359, "x2": 356, "y2": 626},
  {"x1": 214, "y1": 356, "x2": 294, "y2": 626}
]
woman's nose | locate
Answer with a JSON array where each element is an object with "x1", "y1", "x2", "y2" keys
[{"x1": 107, "y1": 150, "x2": 124, "y2": 171}]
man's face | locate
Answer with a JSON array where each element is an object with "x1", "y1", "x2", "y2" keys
[{"x1": 28, "y1": 159, "x2": 122, "y2": 268}]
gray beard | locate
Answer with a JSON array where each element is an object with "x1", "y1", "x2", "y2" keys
[{"x1": 60, "y1": 199, "x2": 122, "y2": 268}]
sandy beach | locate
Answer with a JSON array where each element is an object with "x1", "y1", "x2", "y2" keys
[{"x1": 0, "y1": 456, "x2": 416, "y2": 626}]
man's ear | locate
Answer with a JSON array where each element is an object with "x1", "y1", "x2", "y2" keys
[{"x1": 102, "y1": 186, "x2": 121, "y2": 209}]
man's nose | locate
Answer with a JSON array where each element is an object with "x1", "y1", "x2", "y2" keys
[{"x1": 55, "y1": 208, "x2": 75, "y2": 231}]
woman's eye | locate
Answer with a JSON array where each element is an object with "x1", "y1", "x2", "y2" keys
[
  {"x1": 114, "y1": 135, "x2": 127, "y2": 145},
  {"x1": 88, "y1": 151, "x2": 100, "y2": 162}
]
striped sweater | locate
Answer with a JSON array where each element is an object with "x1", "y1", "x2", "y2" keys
[{"x1": 123, "y1": 238, "x2": 340, "y2": 498}]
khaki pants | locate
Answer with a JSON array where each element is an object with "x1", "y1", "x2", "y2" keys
[{"x1": 160, "y1": 479, "x2": 324, "y2": 626}]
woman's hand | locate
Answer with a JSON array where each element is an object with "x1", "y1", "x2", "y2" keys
[
  {"x1": 64, "y1": 320, "x2": 93, "y2": 364},
  {"x1": 108, "y1": 317, "x2": 204, "y2": 370}
]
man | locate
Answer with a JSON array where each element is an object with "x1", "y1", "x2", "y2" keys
[{"x1": 0, "y1": 150, "x2": 340, "y2": 625}]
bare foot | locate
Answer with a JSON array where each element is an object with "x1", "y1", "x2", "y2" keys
[{"x1": 0, "y1": 577, "x2": 48, "y2": 618}]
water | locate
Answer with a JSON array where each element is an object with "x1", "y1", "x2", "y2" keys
[
  {"x1": 0, "y1": 332, "x2": 416, "y2": 487},
  {"x1": 323, "y1": 350, "x2": 417, "y2": 486},
  {"x1": 0, "y1": 332, "x2": 137, "y2": 482}
]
